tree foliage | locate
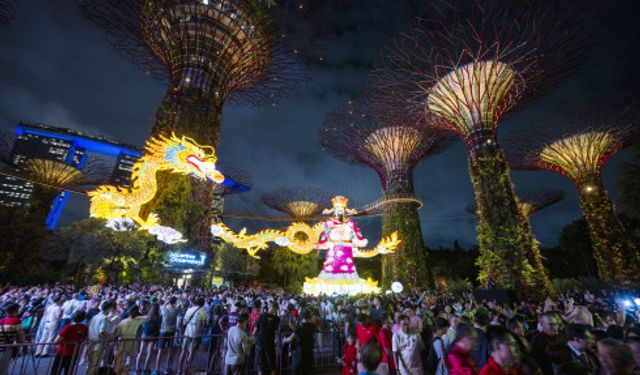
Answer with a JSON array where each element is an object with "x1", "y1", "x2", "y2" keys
[
  {"x1": 271, "y1": 246, "x2": 320, "y2": 292},
  {"x1": 212, "y1": 243, "x2": 259, "y2": 283},
  {"x1": 42, "y1": 218, "x2": 157, "y2": 284}
]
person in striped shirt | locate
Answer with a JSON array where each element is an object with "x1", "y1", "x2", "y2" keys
[{"x1": 0, "y1": 303, "x2": 25, "y2": 375}]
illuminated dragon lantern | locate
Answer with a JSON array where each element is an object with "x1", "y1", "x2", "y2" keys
[
  {"x1": 89, "y1": 133, "x2": 225, "y2": 243},
  {"x1": 211, "y1": 195, "x2": 401, "y2": 295}
]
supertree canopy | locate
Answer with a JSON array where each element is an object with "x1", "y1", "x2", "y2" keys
[
  {"x1": 0, "y1": 0, "x2": 17, "y2": 26},
  {"x1": 262, "y1": 187, "x2": 331, "y2": 220},
  {"x1": 466, "y1": 189, "x2": 566, "y2": 217},
  {"x1": 370, "y1": 0, "x2": 595, "y2": 292},
  {"x1": 511, "y1": 109, "x2": 640, "y2": 285},
  {"x1": 0, "y1": 156, "x2": 112, "y2": 222},
  {"x1": 80, "y1": 0, "x2": 323, "y2": 250},
  {"x1": 321, "y1": 96, "x2": 454, "y2": 289}
]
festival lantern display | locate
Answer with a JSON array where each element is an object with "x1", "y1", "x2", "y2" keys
[
  {"x1": 320, "y1": 96, "x2": 453, "y2": 289},
  {"x1": 89, "y1": 133, "x2": 226, "y2": 244},
  {"x1": 80, "y1": 0, "x2": 324, "y2": 250},
  {"x1": 370, "y1": 0, "x2": 596, "y2": 291},
  {"x1": 211, "y1": 195, "x2": 400, "y2": 295},
  {"x1": 510, "y1": 107, "x2": 640, "y2": 285}
]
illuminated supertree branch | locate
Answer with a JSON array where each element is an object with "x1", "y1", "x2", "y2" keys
[
  {"x1": 262, "y1": 187, "x2": 331, "y2": 220},
  {"x1": 369, "y1": 0, "x2": 595, "y2": 293},
  {"x1": 0, "y1": 0, "x2": 17, "y2": 27},
  {"x1": 466, "y1": 189, "x2": 566, "y2": 217},
  {"x1": 214, "y1": 163, "x2": 253, "y2": 197},
  {"x1": 321, "y1": 96, "x2": 454, "y2": 289},
  {"x1": 80, "y1": 0, "x2": 325, "y2": 250},
  {"x1": 511, "y1": 113, "x2": 640, "y2": 284}
]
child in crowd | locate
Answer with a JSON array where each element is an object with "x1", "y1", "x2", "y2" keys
[{"x1": 342, "y1": 334, "x2": 357, "y2": 375}]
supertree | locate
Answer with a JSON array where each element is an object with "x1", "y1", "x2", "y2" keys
[
  {"x1": 262, "y1": 187, "x2": 331, "y2": 220},
  {"x1": 370, "y1": 0, "x2": 596, "y2": 291},
  {"x1": 1, "y1": 157, "x2": 113, "y2": 221},
  {"x1": 321, "y1": 96, "x2": 454, "y2": 289},
  {"x1": 0, "y1": 0, "x2": 17, "y2": 27},
  {"x1": 466, "y1": 189, "x2": 566, "y2": 217},
  {"x1": 80, "y1": 0, "x2": 324, "y2": 251},
  {"x1": 510, "y1": 107, "x2": 640, "y2": 285}
]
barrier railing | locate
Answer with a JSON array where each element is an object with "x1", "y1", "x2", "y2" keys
[{"x1": 0, "y1": 329, "x2": 340, "y2": 374}]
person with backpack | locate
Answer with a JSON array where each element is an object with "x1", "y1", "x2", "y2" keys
[
  {"x1": 427, "y1": 317, "x2": 451, "y2": 375},
  {"x1": 178, "y1": 297, "x2": 207, "y2": 373}
]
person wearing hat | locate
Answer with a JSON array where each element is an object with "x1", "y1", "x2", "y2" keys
[{"x1": 35, "y1": 295, "x2": 64, "y2": 357}]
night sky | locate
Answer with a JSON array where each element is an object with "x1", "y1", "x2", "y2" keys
[{"x1": 1, "y1": 0, "x2": 639, "y2": 248}]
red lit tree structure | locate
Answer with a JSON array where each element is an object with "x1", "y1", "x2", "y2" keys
[
  {"x1": 321, "y1": 96, "x2": 454, "y2": 289},
  {"x1": 371, "y1": 0, "x2": 595, "y2": 291},
  {"x1": 262, "y1": 187, "x2": 331, "y2": 220},
  {"x1": 80, "y1": 0, "x2": 323, "y2": 250},
  {"x1": 511, "y1": 108, "x2": 640, "y2": 285},
  {"x1": 0, "y1": 0, "x2": 17, "y2": 26}
]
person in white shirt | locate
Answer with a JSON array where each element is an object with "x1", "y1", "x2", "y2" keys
[
  {"x1": 60, "y1": 294, "x2": 79, "y2": 330},
  {"x1": 225, "y1": 313, "x2": 253, "y2": 375},
  {"x1": 35, "y1": 295, "x2": 63, "y2": 356},
  {"x1": 87, "y1": 301, "x2": 116, "y2": 375},
  {"x1": 178, "y1": 297, "x2": 208, "y2": 373},
  {"x1": 392, "y1": 315, "x2": 425, "y2": 375}
]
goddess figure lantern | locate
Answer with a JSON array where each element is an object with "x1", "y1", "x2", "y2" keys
[{"x1": 303, "y1": 195, "x2": 380, "y2": 295}]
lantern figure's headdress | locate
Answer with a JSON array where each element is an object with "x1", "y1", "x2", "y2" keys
[{"x1": 323, "y1": 195, "x2": 357, "y2": 216}]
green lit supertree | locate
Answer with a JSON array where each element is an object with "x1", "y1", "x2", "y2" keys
[
  {"x1": 80, "y1": 0, "x2": 323, "y2": 251},
  {"x1": 370, "y1": 0, "x2": 596, "y2": 291},
  {"x1": 511, "y1": 108, "x2": 640, "y2": 285},
  {"x1": 321, "y1": 96, "x2": 454, "y2": 289}
]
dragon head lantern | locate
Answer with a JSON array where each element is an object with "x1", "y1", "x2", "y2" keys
[{"x1": 148, "y1": 133, "x2": 225, "y2": 184}]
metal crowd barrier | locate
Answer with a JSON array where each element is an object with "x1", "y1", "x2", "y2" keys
[{"x1": 0, "y1": 329, "x2": 340, "y2": 375}]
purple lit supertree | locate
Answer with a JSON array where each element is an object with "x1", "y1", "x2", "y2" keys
[
  {"x1": 509, "y1": 106, "x2": 640, "y2": 285},
  {"x1": 262, "y1": 187, "x2": 331, "y2": 220},
  {"x1": 80, "y1": 0, "x2": 324, "y2": 250},
  {"x1": 0, "y1": 0, "x2": 17, "y2": 27},
  {"x1": 321, "y1": 96, "x2": 454, "y2": 289},
  {"x1": 370, "y1": 0, "x2": 596, "y2": 292}
]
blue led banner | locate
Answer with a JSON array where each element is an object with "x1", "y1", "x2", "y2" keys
[{"x1": 167, "y1": 250, "x2": 208, "y2": 269}]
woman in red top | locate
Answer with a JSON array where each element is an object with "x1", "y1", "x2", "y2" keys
[
  {"x1": 377, "y1": 315, "x2": 395, "y2": 375},
  {"x1": 356, "y1": 314, "x2": 380, "y2": 373},
  {"x1": 342, "y1": 334, "x2": 357, "y2": 375},
  {"x1": 447, "y1": 323, "x2": 479, "y2": 375},
  {"x1": 51, "y1": 310, "x2": 88, "y2": 375}
]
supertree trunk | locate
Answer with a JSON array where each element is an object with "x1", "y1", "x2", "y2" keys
[
  {"x1": 380, "y1": 168, "x2": 433, "y2": 290},
  {"x1": 142, "y1": 89, "x2": 223, "y2": 252},
  {"x1": 467, "y1": 138, "x2": 535, "y2": 290},
  {"x1": 28, "y1": 185, "x2": 59, "y2": 225},
  {"x1": 578, "y1": 176, "x2": 639, "y2": 285},
  {"x1": 519, "y1": 215, "x2": 555, "y2": 298}
]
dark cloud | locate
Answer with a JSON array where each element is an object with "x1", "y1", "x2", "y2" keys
[{"x1": 0, "y1": 0, "x2": 638, "y2": 248}]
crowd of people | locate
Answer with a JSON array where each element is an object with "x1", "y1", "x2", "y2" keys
[{"x1": 0, "y1": 283, "x2": 637, "y2": 375}]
